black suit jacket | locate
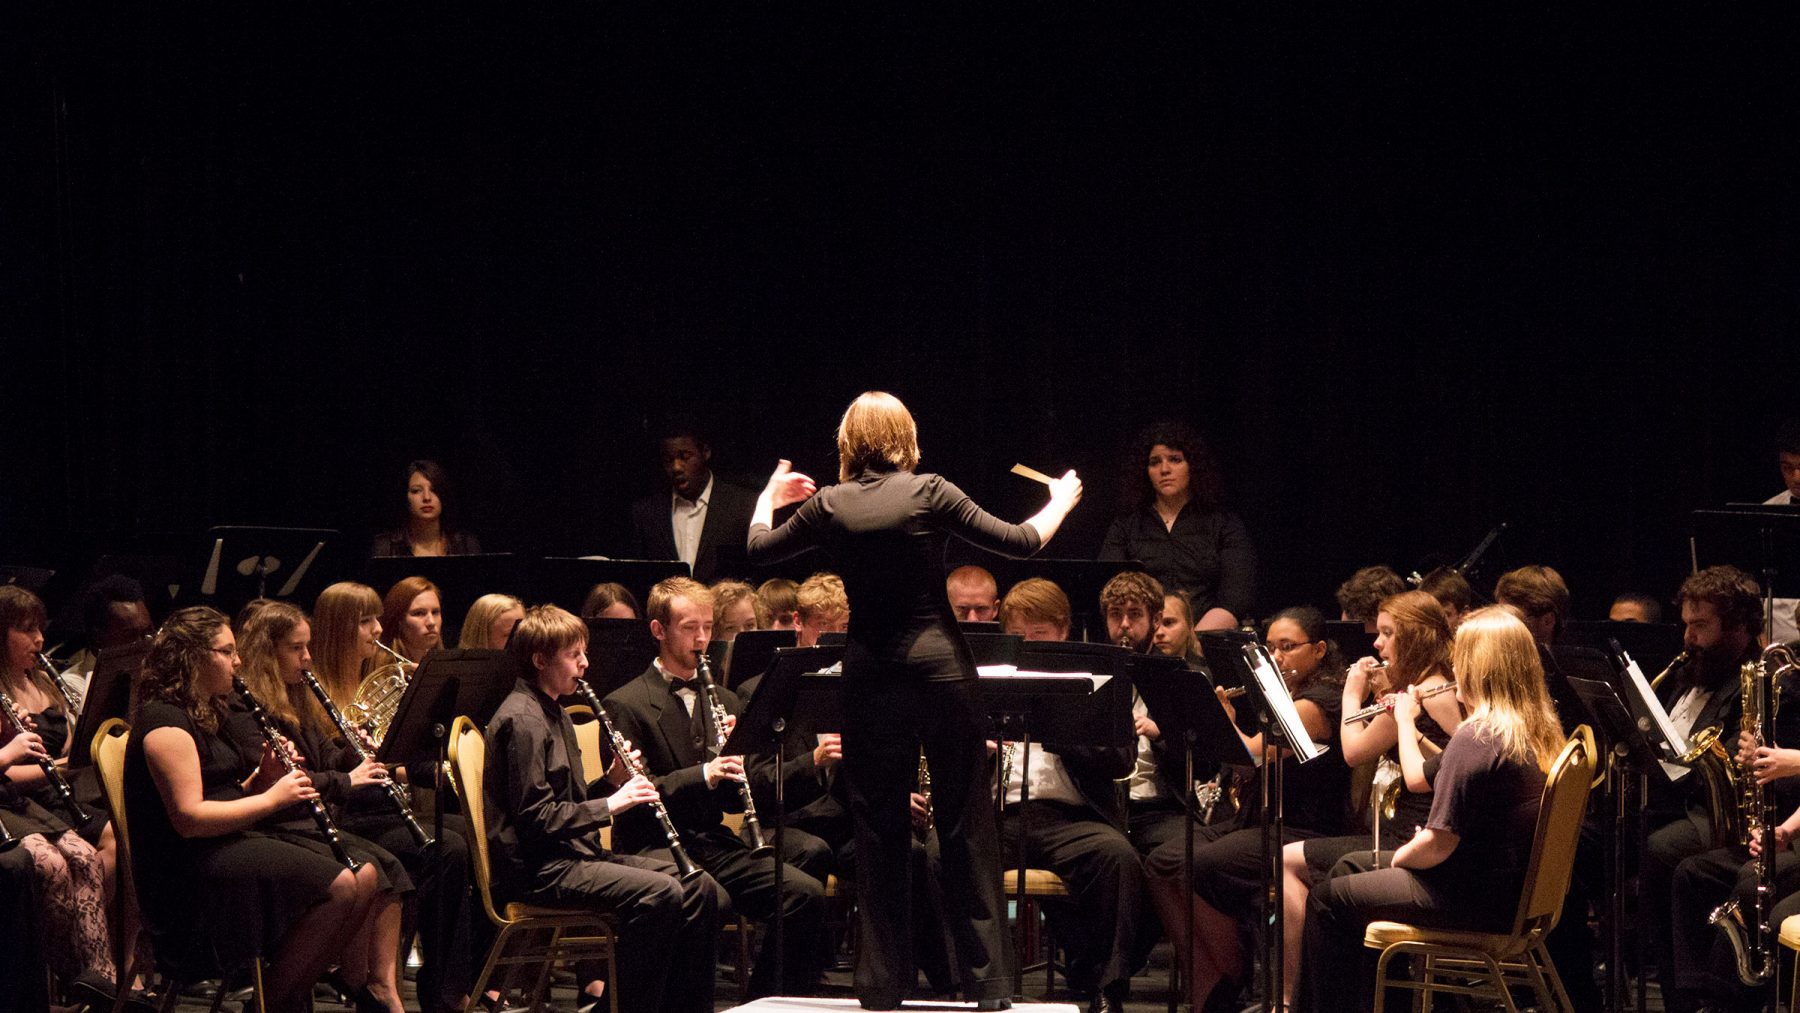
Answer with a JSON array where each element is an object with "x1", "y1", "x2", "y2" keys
[
  {"x1": 600, "y1": 664, "x2": 746, "y2": 854},
  {"x1": 628, "y1": 478, "x2": 758, "y2": 584}
]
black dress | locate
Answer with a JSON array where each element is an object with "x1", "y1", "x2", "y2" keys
[
  {"x1": 1098, "y1": 503, "x2": 1256, "y2": 620},
  {"x1": 747, "y1": 468, "x2": 1042, "y2": 1003},
  {"x1": 122, "y1": 700, "x2": 345, "y2": 977}
]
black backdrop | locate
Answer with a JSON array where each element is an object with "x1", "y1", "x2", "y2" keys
[{"x1": 2, "y1": 7, "x2": 1794, "y2": 623}]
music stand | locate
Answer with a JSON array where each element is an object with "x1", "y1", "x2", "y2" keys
[
  {"x1": 582, "y1": 618, "x2": 660, "y2": 698},
  {"x1": 964, "y1": 632, "x2": 1024, "y2": 668},
  {"x1": 68, "y1": 639, "x2": 150, "y2": 769},
  {"x1": 1694, "y1": 505, "x2": 1800, "y2": 641},
  {"x1": 1564, "y1": 621, "x2": 1683, "y2": 684},
  {"x1": 1202, "y1": 630, "x2": 1327, "y2": 1013},
  {"x1": 718, "y1": 629, "x2": 796, "y2": 689},
  {"x1": 362, "y1": 553, "x2": 524, "y2": 645},
  {"x1": 722, "y1": 643, "x2": 846, "y2": 993},
  {"x1": 984, "y1": 559, "x2": 1142, "y2": 641},
  {"x1": 957, "y1": 620, "x2": 1002, "y2": 636},
  {"x1": 189, "y1": 526, "x2": 339, "y2": 615},
  {"x1": 1324, "y1": 620, "x2": 1377, "y2": 664},
  {"x1": 816, "y1": 632, "x2": 847, "y2": 647},
  {"x1": 0, "y1": 565, "x2": 54, "y2": 593},
  {"x1": 1133, "y1": 658, "x2": 1251, "y2": 1013},
  {"x1": 533, "y1": 557, "x2": 690, "y2": 614},
  {"x1": 1567, "y1": 672, "x2": 1662, "y2": 1013}
]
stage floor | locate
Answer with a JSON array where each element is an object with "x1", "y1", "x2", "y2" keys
[{"x1": 722, "y1": 1000, "x2": 1079, "y2": 1013}]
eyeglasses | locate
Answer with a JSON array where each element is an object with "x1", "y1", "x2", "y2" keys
[
  {"x1": 210, "y1": 646, "x2": 239, "y2": 659},
  {"x1": 1265, "y1": 639, "x2": 1317, "y2": 653}
]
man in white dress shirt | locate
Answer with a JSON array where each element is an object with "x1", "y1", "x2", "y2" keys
[{"x1": 629, "y1": 420, "x2": 758, "y2": 584}]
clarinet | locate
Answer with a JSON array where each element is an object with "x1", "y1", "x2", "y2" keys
[
  {"x1": 300, "y1": 669, "x2": 434, "y2": 850},
  {"x1": 693, "y1": 654, "x2": 771, "y2": 857},
  {"x1": 232, "y1": 677, "x2": 360, "y2": 870},
  {"x1": 0, "y1": 684, "x2": 92, "y2": 827},
  {"x1": 37, "y1": 653, "x2": 82, "y2": 719},
  {"x1": 574, "y1": 678, "x2": 701, "y2": 881}
]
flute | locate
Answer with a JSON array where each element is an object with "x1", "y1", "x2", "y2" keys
[
  {"x1": 1343, "y1": 682, "x2": 1458, "y2": 725},
  {"x1": 300, "y1": 669, "x2": 434, "y2": 850},
  {"x1": 233, "y1": 676, "x2": 360, "y2": 870},
  {"x1": 574, "y1": 678, "x2": 701, "y2": 881}
]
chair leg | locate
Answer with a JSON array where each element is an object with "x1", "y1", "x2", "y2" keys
[
  {"x1": 249, "y1": 961, "x2": 268, "y2": 1013},
  {"x1": 528, "y1": 925, "x2": 561, "y2": 1012},
  {"x1": 1531, "y1": 941, "x2": 1573, "y2": 1013},
  {"x1": 469, "y1": 923, "x2": 517, "y2": 1012}
]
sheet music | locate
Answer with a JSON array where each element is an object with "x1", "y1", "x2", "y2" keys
[
  {"x1": 1243, "y1": 645, "x2": 1328, "y2": 762},
  {"x1": 1619, "y1": 648, "x2": 1692, "y2": 781},
  {"x1": 976, "y1": 665, "x2": 1112, "y2": 692}
]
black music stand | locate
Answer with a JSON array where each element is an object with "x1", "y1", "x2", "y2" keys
[
  {"x1": 380, "y1": 647, "x2": 522, "y2": 975},
  {"x1": 1567, "y1": 672, "x2": 1663, "y2": 1013},
  {"x1": 1694, "y1": 505, "x2": 1800, "y2": 642},
  {"x1": 362, "y1": 553, "x2": 523, "y2": 645},
  {"x1": 1324, "y1": 620, "x2": 1378, "y2": 665},
  {"x1": 1564, "y1": 621, "x2": 1684, "y2": 685},
  {"x1": 0, "y1": 565, "x2": 55, "y2": 593},
  {"x1": 68, "y1": 639, "x2": 150, "y2": 769},
  {"x1": 583, "y1": 618, "x2": 659, "y2": 698},
  {"x1": 718, "y1": 628, "x2": 796, "y2": 689},
  {"x1": 1133, "y1": 659, "x2": 1250, "y2": 1013},
  {"x1": 957, "y1": 620, "x2": 1002, "y2": 636},
  {"x1": 189, "y1": 526, "x2": 339, "y2": 615},
  {"x1": 963, "y1": 632, "x2": 1024, "y2": 668},
  {"x1": 721, "y1": 644, "x2": 845, "y2": 994},
  {"x1": 533, "y1": 557, "x2": 690, "y2": 614},
  {"x1": 1202, "y1": 630, "x2": 1328, "y2": 1013}
]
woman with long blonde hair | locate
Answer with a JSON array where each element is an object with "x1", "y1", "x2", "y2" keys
[
  {"x1": 746, "y1": 391, "x2": 1083, "y2": 1010},
  {"x1": 458, "y1": 593, "x2": 524, "y2": 650},
  {"x1": 1296, "y1": 607, "x2": 1563, "y2": 1012},
  {"x1": 312, "y1": 582, "x2": 385, "y2": 707}
]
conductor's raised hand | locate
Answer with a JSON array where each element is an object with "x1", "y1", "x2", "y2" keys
[
  {"x1": 766, "y1": 460, "x2": 818, "y2": 511},
  {"x1": 1049, "y1": 469, "x2": 1082, "y2": 512},
  {"x1": 606, "y1": 774, "x2": 660, "y2": 816}
]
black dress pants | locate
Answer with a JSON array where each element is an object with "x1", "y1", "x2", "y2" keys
[
  {"x1": 1644, "y1": 808, "x2": 1712, "y2": 1002},
  {"x1": 999, "y1": 800, "x2": 1148, "y2": 998},
  {"x1": 842, "y1": 668, "x2": 1013, "y2": 1003},
  {"x1": 525, "y1": 853, "x2": 718, "y2": 1013}
]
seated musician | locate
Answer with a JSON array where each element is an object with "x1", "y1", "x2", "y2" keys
[
  {"x1": 379, "y1": 576, "x2": 443, "y2": 664},
  {"x1": 581, "y1": 582, "x2": 641, "y2": 621},
  {"x1": 1611, "y1": 591, "x2": 1663, "y2": 623},
  {"x1": 601, "y1": 577, "x2": 826, "y2": 997},
  {"x1": 1278, "y1": 590, "x2": 1461, "y2": 1007},
  {"x1": 1636, "y1": 567, "x2": 1763, "y2": 1013},
  {"x1": 711, "y1": 580, "x2": 763, "y2": 642},
  {"x1": 946, "y1": 565, "x2": 1000, "y2": 624},
  {"x1": 1101, "y1": 572, "x2": 1188, "y2": 855},
  {"x1": 1145, "y1": 605, "x2": 1351, "y2": 1013},
  {"x1": 370, "y1": 459, "x2": 483, "y2": 558},
  {"x1": 796, "y1": 573, "x2": 849, "y2": 648},
  {"x1": 1151, "y1": 589, "x2": 1207, "y2": 670},
  {"x1": 459, "y1": 593, "x2": 525, "y2": 650},
  {"x1": 1295, "y1": 607, "x2": 1565, "y2": 1013},
  {"x1": 487, "y1": 604, "x2": 718, "y2": 1013},
  {"x1": 58, "y1": 574, "x2": 154, "y2": 703},
  {"x1": 627, "y1": 418, "x2": 758, "y2": 584},
  {"x1": 756, "y1": 579, "x2": 800, "y2": 631},
  {"x1": 126, "y1": 606, "x2": 379, "y2": 1013},
  {"x1": 995, "y1": 576, "x2": 1147, "y2": 1013},
  {"x1": 232, "y1": 602, "x2": 413, "y2": 1013},
  {"x1": 1765, "y1": 419, "x2": 1800, "y2": 642},
  {"x1": 1417, "y1": 567, "x2": 1473, "y2": 630},
  {"x1": 1335, "y1": 565, "x2": 1406, "y2": 635}
]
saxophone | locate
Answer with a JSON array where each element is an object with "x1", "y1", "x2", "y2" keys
[{"x1": 1709, "y1": 656, "x2": 1781, "y2": 985}]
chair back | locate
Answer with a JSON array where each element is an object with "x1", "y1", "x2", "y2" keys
[
  {"x1": 1509, "y1": 730, "x2": 1593, "y2": 937},
  {"x1": 92, "y1": 719, "x2": 134, "y2": 892},
  {"x1": 449, "y1": 715, "x2": 510, "y2": 928},
  {"x1": 564, "y1": 704, "x2": 607, "y2": 784}
]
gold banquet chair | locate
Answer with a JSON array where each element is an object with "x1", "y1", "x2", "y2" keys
[
  {"x1": 450, "y1": 716, "x2": 619, "y2": 1013},
  {"x1": 91, "y1": 718, "x2": 269, "y2": 1013},
  {"x1": 1362, "y1": 729, "x2": 1593, "y2": 1013},
  {"x1": 1003, "y1": 866, "x2": 1071, "y2": 994}
]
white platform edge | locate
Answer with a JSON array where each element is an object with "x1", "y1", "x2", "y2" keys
[{"x1": 723, "y1": 1000, "x2": 1079, "y2": 1013}]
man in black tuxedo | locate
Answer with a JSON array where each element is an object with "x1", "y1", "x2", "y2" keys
[
  {"x1": 601, "y1": 577, "x2": 827, "y2": 997},
  {"x1": 629, "y1": 422, "x2": 758, "y2": 584}
]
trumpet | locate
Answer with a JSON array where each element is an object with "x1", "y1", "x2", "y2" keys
[
  {"x1": 0, "y1": 684, "x2": 92, "y2": 827},
  {"x1": 301, "y1": 669, "x2": 434, "y2": 850},
  {"x1": 36, "y1": 653, "x2": 82, "y2": 719},
  {"x1": 575, "y1": 678, "x2": 701, "y2": 880},
  {"x1": 234, "y1": 676, "x2": 360, "y2": 870},
  {"x1": 694, "y1": 654, "x2": 770, "y2": 857},
  {"x1": 1344, "y1": 682, "x2": 1458, "y2": 725}
]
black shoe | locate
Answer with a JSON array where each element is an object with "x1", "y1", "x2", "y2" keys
[
  {"x1": 1085, "y1": 992, "x2": 1123, "y2": 1013},
  {"x1": 859, "y1": 995, "x2": 902, "y2": 1010}
]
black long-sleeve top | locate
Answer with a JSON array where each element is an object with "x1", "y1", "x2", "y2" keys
[
  {"x1": 484, "y1": 679, "x2": 614, "y2": 898},
  {"x1": 1098, "y1": 504, "x2": 1256, "y2": 620},
  {"x1": 745, "y1": 469, "x2": 1042, "y2": 666}
]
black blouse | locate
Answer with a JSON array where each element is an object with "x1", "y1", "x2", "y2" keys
[{"x1": 1098, "y1": 504, "x2": 1256, "y2": 620}]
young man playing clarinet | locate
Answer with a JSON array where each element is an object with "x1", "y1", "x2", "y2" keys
[
  {"x1": 603, "y1": 577, "x2": 828, "y2": 997},
  {"x1": 486, "y1": 605, "x2": 718, "y2": 1013}
]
